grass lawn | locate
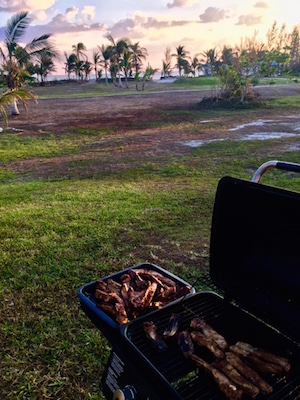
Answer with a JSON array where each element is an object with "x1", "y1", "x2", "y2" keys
[{"x1": 1, "y1": 81, "x2": 300, "y2": 399}]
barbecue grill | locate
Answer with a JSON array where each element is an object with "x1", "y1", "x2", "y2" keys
[{"x1": 78, "y1": 160, "x2": 300, "y2": 400}]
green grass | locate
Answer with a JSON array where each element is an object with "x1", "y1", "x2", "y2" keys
[
  {"x1": 29, "y1": 75, "x2": 300, "y2": 99},
  {"x1": 1, "y1": 89, "x2": 300, "y2": 399},
  {"x1": 0, "y1": 128, "x2": 114, "y2": 164},
  {"x1": 172, "y1": 76, "x2": 219, "y2": 88},
  {"x1": 268, "y1": 95, "x2": 300, "y2": 108}
]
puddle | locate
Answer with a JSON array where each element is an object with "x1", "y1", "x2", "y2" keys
[
  {"x1": 240, "y1": 132, "x2": 298, "y2": 140},
  {"x1": 180, "y1": 115, "x2": 300, "y2": 148},
  {"x1": 181, "y1": 139, "x2": 225, "y2": 147},
  {"x1": 286, "y1": 114, "x2": 300, "y2": 119},
  {"x1": 181, "y1": 132, "x2": 298, "y2": 148},
  {"x1": 229, "y1": 119, "x2": 274, "y2": 131},
  {"x1": 200, "y1": 120, "x2": 215, "y2": 124},
  {"x1": 283, "y1": 144, "x2": 300, "y2": 151}
]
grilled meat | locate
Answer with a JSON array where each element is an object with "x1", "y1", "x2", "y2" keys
[
  {"x1": 94, "y1": 269, "x2": 189, "y2": 325},
  {"x1": 95, "y1": 289, "x2": 129, "y2": 325},
  {"x1": 225, "y1": 352, "x2": 273, "y2": 395},
  {"x1": 214, "y1": 359, "x2": 260, "y2": 398},
  {"x1": 134, "y1": 268, "x2": 177, "y2": 289},
  {"x1": 235, "y1": 342, "x2": 291, "y2": 373},
  {"x1": 229, "y1": 344, "x2": 284, "y2": 376},
  {"x1": 143, "y1": 321, "x2": 168, "y2": 352},
  {"x1": 176, "y1": 285, "x2": 192, "y2": 298},
  {"x1": 190, "y1": 318, "x2": 228, "y2": 351},
  {"x1": 163, "y1": 313, "x2": 181, "y2": 338},
  {"x1": 177, "y1": 330, "x2": 194, "y2": 358},
  {"x1": 106, "y1": 278, "x2": 122, "y2": 293},
  {"x1": 94, "y1": 288, "x2": 123, "y2": 305},
  {"x1": 128, "y1": 281, "x2": 151, "y2": 309},
  {"x1": 120, "y1": 282, "x2": 131, "y2": 309},
  {"x1": 190, "y1": 354, "x2": 243, "y2": 400},
  {"x1": 114, "y1": 302, "x2": 129, "y2": 325},
  {"x1": 190, "y1": 331, "x2": 225, "y2": 360}
]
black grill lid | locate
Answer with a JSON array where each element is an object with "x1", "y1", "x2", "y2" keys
[{"x1": 209, "y1": 176, "x2": 300, "y2": 345}]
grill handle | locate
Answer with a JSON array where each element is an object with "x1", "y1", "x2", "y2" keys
[{"x1": 252, "y1": 160, "x2": 300, "y2": 183}]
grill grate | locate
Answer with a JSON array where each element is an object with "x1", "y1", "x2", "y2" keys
[{"x1": 124, "y1": 292, "x2": 300, "y2": 400}]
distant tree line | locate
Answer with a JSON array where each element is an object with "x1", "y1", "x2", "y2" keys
[{"x1": 1, "y1": 11, "x2": 300, "y2": 121}]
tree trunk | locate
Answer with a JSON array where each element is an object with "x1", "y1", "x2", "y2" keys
[
  {"x1": 11, "y1": 99, "x2": 20, "y2": 115},
  {"x1": 118, "y1": 66, "x2": 123, "y2": 88},
  {"x1": 105, "y1": 67, "x2": 109, "y2": 86}
]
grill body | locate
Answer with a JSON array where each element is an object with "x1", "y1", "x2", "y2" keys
[
  {"x1": 120, "y1": 292, "x2": 300, "y2": 399},
  {"x1": 78, "y1": 164, "x2": 300, "y2": 400}
]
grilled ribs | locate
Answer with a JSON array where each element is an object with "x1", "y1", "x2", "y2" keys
[
  {"x1": 190, "y1": 331, "x2": 225, "y2": 360},
  {"x1": 94, "y1": 269, "x2": 191, "y2": 325},
  {"x1": 190, "y1": 317, "x2": 228, "y2": 351},
  {"x1": 143, "y1": 321, "x2": 168, "y2": 352},
  {"x1": 230, "y1": 343, "x2": 286, "y2": 376},
  {"x1": 190, "y1": 354, "x2": 243, "y2": 400},
  {"x1": 214, "y1": 359, "x2": 260, "y2": 398},
  {"x1": 225, "y1": 352, "x2": 273, "y2": 395}
]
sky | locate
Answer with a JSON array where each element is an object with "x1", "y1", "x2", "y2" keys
[{"x1": 0, "y1": 0, "x2": 299, "y2": 75}]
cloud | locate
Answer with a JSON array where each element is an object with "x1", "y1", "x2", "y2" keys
[
  {"x1": 108, "y1": 17, "x2": 136, "y2": 38},
  {"x1": 65, "y1": 7, "x2": 79, "y2": 21},
  {"x1": 31, "y1": 10, "x2": 48, "y2": 21},
  {"x1": 236, "y1": 14, "x2": 263, "y2": 26},
  {"x1": 254, "y1": 1, "x2": 269, "y2": 8},
  {"x1": 143, "y1": 17, "x2": 189, "y2": 29},
  {"x1": 40, "y1": 6, "x2": 104, "y2": 34},
  {"x1": 199, "y1": 7, "x2": 228, "y2": 23},
  {"x1": 0, "y1": 0, "x2": 55, "y2": 12},
  {"x1": 167, "y1": 0, "x2": 194, "y2": 8},
  {"x1": 24, "y1": 7, "x2": 105, "y2": 40},
  {"x1": 82, "y1": 6, "x2": 95, "y2": 22},
  {"x1": 108, "y1": 14, "x2": 191, "y2": 39}
]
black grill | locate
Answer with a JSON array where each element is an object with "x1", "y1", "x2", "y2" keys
[
  {"x1": 78, "y1": 160, "x2": 300, "y2": 400},
  {"x1": 123, "y1": 292, "x2": 300, "y2": 399}
]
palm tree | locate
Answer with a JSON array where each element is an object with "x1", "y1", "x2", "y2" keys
[
  {"x1": 74, "y1": 59, "x2": 84, "y2": 81},
  {"x1": 202, "y1": 48, "x2": 219, "y2": 75},
  {"x1": 134, "y1": 65, "x2": 158, "y2": 91},
  {"x1": 64, "y1": 52, "x2": 76, "y2": 79},
  {"x1": 109, "y1": 62, "x2": 118, "y2": 86},
  {"x1": 93, "y1": 50, "x2": 100, "y2": 81},
  {"x1": 172, "y1": 45, "x2": 190, "y2": 77},
  {"x1": 220, "y1": 46, "x2": 233, "y2": 67},
  {"x1": 120, "y1": 50, "x2": 132, "y2": 88},
  {"x1": 190, "y1": 56, "x2": 200, "y2": 76},
  {"x1": 0, "y1": 11, "x2": 58, "y2": 115},
  {"x1": 72, "y1": 42, "x2": 87, "y2": 81},
  {"x1": 130, "y1": 42, "x2": 148, "y2": 74},
  {"x1": 161, "y1": 60, "x2": 171, "y2": 78},
  {"x1": 83, "y1": 60, "x2": 92, "y2": 81},
  {"x1": 106, "y1": 35, "x2": 129, "y2": 88},
  {"x1": 98, "y1": 44, "x2": 112, "y2": 85},
  {"x1": 72, "y1": 42, "x2": 87, "y2": 61},
  {"x1": 33, "y1": 53, "x2": 56, "y2": 84}
]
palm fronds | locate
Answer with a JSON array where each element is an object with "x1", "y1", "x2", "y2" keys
[
  {"x1": 0, "y1": 89, "x2": 37, "y2": 127},
  {"x1": 25, "y1": 34, "x2": 52, "y2": 53},
  {"x1": 5, "y1": 12, "x2": 30, "y2": 47}
]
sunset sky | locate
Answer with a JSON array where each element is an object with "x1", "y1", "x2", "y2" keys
[{"x1": 0, "y1": 0, "x2": 299, "y2": 75}]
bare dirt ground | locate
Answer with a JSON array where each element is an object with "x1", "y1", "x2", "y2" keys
[
  {"x1": 9, "y1": 84, "x2": 300, "y2": 133},
  {"x1": 6, "y1": 84, "x2": 300, "y2": 178}
]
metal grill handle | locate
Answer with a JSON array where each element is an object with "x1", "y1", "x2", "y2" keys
[{"x1": 252, "y1": 160, "x2": 300, "y2": 183}]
